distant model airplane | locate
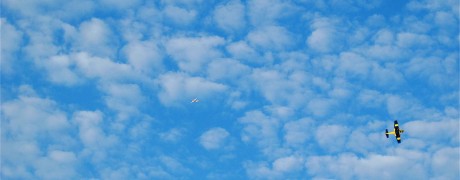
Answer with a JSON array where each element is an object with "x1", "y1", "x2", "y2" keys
[
  {"x1": 191, "y1": 98, "x2": 199, "y2": 103},
  {"x1": 385, "y1": 120, "x2": 404, "y2": 143}
]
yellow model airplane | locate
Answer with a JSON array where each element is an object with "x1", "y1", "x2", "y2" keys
[{"x1": 385, "y1": 120, "x2": 404, "y2": 143}]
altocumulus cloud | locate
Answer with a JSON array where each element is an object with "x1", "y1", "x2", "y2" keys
[{"x1": 1, "y1": 0, "x2": 458, "y2": 179}]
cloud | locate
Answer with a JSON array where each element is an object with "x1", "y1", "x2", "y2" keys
[
  {"x1": 99, "y1": 0, "x2": 142, "y2": 10},
  {"x1": 34, "y1": 150, "x2": 78, "y2": 179},
  {"x1": 2, "y1": 92, "x2": 70, "y2": 140},
  {"x1": 159, "y1": 155, "x2": 192, "y2": 175},
  {"x1": 226, "y1": 41, "x2": 263, "y2": 65},
  {"x1": 243, "y1": 156, "x2": 304, "y2": 179},
  {"x1": 405, "y1": 56, "x2": 457, "y2": 87},
  {"x1": 156, "y1": 72, "x2": 227, "y2": 106},
  {"x1": 250, "y1": 68, "x2": 311, "y2": 108},
  {"x1": 386, "y1": 95, "x2": 410, "y2": 116},
  {"x1": 307, "y1": 16, "x2": 343, "y2": 53},
  {"x1": 283, "y1": 118, "x2": 314, "y2": 146},
  {"x1": 73, "y1": 52, "x2": 137, "y2": 81},
  {"x1": 396, "y1": 32, "x2": 433, "y2": 48},
  {"x1": 74, "y1": 18, "x2": 118, "y2": 57},
  {"x1": 247, "y1": 26, "x2": 294, "y2": 51},
  {"x1": 307, "y1": 98, "x2": 336, "y2": 117},
  {"x1": 122, "y1": 40, "x2": 164, "y2": 75},
  {"x1": 336, "y1": 52, "x2": 371, "y2": 78},
  {"x1": 160, "y1": 128, "x2": 185, "y2": 142},
  {"x1": 2, "y1": 0, "x2": 95, "y2": 20},
  {"x1": 213, "y1": 0, "x2": 246, "y2": 33},
  {"x1": 404, "y1": 119, "x2": 459, "y2": 145},
  {"x1": 431, "y1": 147, "x2": 460, "y2": 179},
  {"x1": 306, "y1": 153, "x2": 429, "y2": 179},
  {"x1": 1, "y1": 86, "x2": 77, "y2": 179},
  {"x1": 101, "y1": 83, "x2": 146, "y2": 121},
  {"x1": 42, "y1": 55, "x2": 82, "y2": 86},
  {"x1": 239, "y1": 110, "x2": 282, "y2": 157},
  {"x1": 1, "y1": 18, "x2": 23, "y2": 75},
  {"x1": 163, "y1": 6, "x2": 197, "y2": 25},
  {"x1": 165, "y1": 36, "x2": 225, "y2": 73},
  {"x1": 315, "y1": 124, "x2": 350, "y2": 152},
  {"x1": 199, "y1": 127, "x2": 230, "y2": 150},
  {"x1": 73, "y1": 110, "x2": 118, "y2": 163},
  {"x1": 272, "y1": 156, "x2": 304, "y2": 173},
  {"x1": 207, "y1": 58, "x2": 251, "y2": 82},
  {"x1": 247, "y1": 0, "x2": 296, "y2": 26}
]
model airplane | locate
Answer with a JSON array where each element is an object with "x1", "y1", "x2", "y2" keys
[
  {"x1": 385, "y1": 120, "x2": 404, "y2": 143},
  {"x1": 191, "y1": 98, "x2": 199, "y2": 103}
]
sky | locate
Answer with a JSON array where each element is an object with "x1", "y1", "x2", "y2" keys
[{"x1": 1, "y1": 0, "x2": 459, "y2": 179}]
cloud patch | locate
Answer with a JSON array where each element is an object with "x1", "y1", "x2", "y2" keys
[{"x1": 199, "y1": 127, "x2": 230, "y2": 150}]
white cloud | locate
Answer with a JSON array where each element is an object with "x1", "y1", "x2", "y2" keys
[
  {"x1": 431, "y1": 147, "x2": 460, "y2": 179},
  {"x1": 397, "y1": 32, "x2": 433, "y2": 48},
  {"x1": 73, "y1": 110, "x2": 117, "y2": 163},
  {"x1": 307, "y1": 98, "x2": 336, "y2": 117},
  {"x1": 404, "y1": 119, "x2": 459, "y2": 145},
  {"x1": 370, "y1": 64, "x2": 405, "y2": 88},
  {"x1": 244, "y1": 156, "x2": 304, "y2": 179},
  {"x1": 307, "y1": 16, "x2": 342, "y2": 53},
  {"x1": 161, "y1": 0, "x2": 204, "y2": 7},
  {"x1": 156, "y1": 72, "x2": 227, "y2": 106},
  {"x1": 74, "y1": 18, "x2": 117, "y2": 57},
  {"x1": 1, "y1": 87, "x2": 77, "y2": 179},
  {"x1": 73, "y1": 52, "x2": 137, "y2": 81},
  {"x1": 336, "y1": 52, "x2": 371, "y2": 77},
  {"x1": 247, "y1": 26, "x2": 294, "y2": 51},
  {"x1": 247, "y1": 0, "x2": 296, "y2": 26},
  {"x1": 386, "y1": 95, "x2": 410, "y2": 116},
  {"x1": 163, "y1": 6, "x2": 197, "y2": 25},
  {"x1": 213, "y1": 0, "x2": 246, "y2": 33},
  {"x1": 373, "y1": 29, "x2": 394, "y2": 45},
  {"x1": 199, "y1": 127, "x2": 230, "y2": 150},
  {"x1": 306, "y1": 153, "x2": 429, "y2": 179},
  {"x1": 1, "y1": 18, "x2": 23, "y2": 74},
  {"x1": 283, "y1": 118, "x2": 314, "y2": 146},
  {"x1": 165, "y1": 36, "x2": 225, "y2": 73},
  {"x1": 42, "y1": 55, "x2": 82, "y2": 86},
  {"x1": 357, "y1": 89, "x2": 386, "y2": 108},
  {"x1": 122, "y1": 40, "x2": 164, "y2": 74},
  {"x1": 160, "y1": 128, "x2": 185, "y2": 142},
  {"x1": 207, "y1": 58, "x2": 251, "y2": 81},
  {"x1": 315, "y1": 124, "x2": 349, "y2": 152},
  {"x1": 101, "y1": 83, "x2": 145, "y2": 121},
  {"x1": 2, "y1": 0, "x2": 95, "y2": 20},
  {"x1": 100, "y1": 0, "x2": 142, "y2": 10},
  {"x1": 34, "y1": 150, "x2": 78, "y2": 179},
  {"x1": 21, "y1": 17, "x2": 61, "y2": 61},
  {"x1": 2, "y1": 95, "x2": 70, "y2": 140},
  {"x1": 405, "y1": 56, "x2": 456, "y2": 87},
  {"x1": 226, "y1": 41, "x2": 263, "y2": 65},
  {"x1": 251, "y1": 68, "x2": 311, "y2": 108},
  {"x1": 272, "y1": 156, "x2": 304, "y2": 172},
  {"x1": 159, "y1": 155, "x2": 192, "y2": 175},
  {"x1": 239, "y1": 110, "x2": 282, "y2": 157}
]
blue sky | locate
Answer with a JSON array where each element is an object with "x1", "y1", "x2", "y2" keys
[{"x1": 1, "y1": 0, "x2": 459, "y2": 179}]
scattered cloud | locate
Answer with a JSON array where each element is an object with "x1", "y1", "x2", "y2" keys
[
  {"x1": 165, "y1": 36, "x2": 225, "y2": 73},
  {"x1": 2, "y1": 0, "x2": 458, "y2": 179},
  {"x1": 199, "y1": 127, "x2": 230, "y2": 150},
  {"x1": 213, "y1": 0, "x2": 246, "y2": 33},
  {"x1": 156, "y1": 72, "x2": 227, "y2": 106}
]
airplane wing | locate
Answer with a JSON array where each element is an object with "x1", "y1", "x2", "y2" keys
[{"x1": 394, "y1": 120, "x2": 401, "y2": 143}]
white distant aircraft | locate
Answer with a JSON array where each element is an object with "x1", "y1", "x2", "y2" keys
[{"x1": 191, "y1": 98, "x2": 199, "y2": 103}]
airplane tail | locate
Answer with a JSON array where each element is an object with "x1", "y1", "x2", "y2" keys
[{"x1": 385, "y1": 129, "x2": 389, "y2": 138}]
